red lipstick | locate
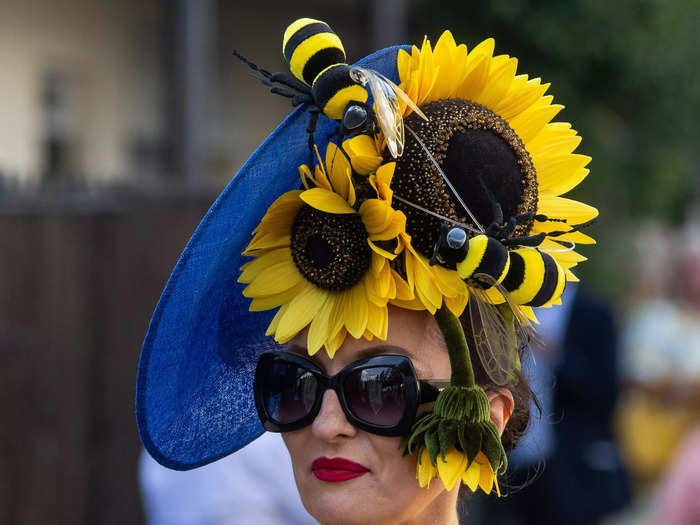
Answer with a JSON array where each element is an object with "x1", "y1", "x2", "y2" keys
[{"x1": 312, "y1": 457, "x2": 369, "y2": 482}]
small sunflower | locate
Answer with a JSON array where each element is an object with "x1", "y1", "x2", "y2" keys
[
  {"x1": 239, "y1": 143, "x2": 409, "y2": 357},
  {"x1": 417, "y1": 448, "x2": 500, "y2": 495}
]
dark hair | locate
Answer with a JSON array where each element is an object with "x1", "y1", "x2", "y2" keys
[
  {"x1": 452, "y1": 311, "x2": 540, "y2": 518},
  {"x1": 459, "y1": 308, "x2": 540, "y2": 469}
]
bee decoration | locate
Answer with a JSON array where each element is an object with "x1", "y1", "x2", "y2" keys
[
  {"x1": 397, "y1": 125, "x2": 595, "y2": 385},
  {"x1": 233, "y1": 18, "x2": 427, "y2": 164},
  {"x1": 428, "y1": 187, "x2": 595, "y2": 385}
]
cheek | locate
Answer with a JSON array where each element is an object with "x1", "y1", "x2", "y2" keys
[
  {"x1": 362, "y1": 436, "x2": 443, "y2": 518},
  {"x1": 281, "y1": 430, "x2": 307, "y2": 481}
]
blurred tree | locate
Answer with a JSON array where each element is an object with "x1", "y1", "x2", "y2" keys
[{"x1": 410, "y1": 0, "x2": 700, "y2": 295}]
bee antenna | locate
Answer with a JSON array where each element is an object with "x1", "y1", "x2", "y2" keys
[
  {"x1": 392, "y1": 194, "x2": 482, "y2": 235},
  {"x1": 405, "y1": 124, "x2": 485, "y2": 233},
  {"x1": 232, "y1": 50, "x2": 272, "y2": 78},
  {"x1": 548, "y1": 218, "x2": 598, "y2": 237},
  {"x1": 534, "y1": 214, "x2": 567, "y2": 223}
]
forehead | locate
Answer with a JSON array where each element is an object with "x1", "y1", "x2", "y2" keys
[{"x1": 288, "y1": 306, "x2": 448, "y2": 377}]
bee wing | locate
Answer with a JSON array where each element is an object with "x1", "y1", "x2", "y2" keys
[
  {"x1": 467, "y1": 283, "x2": 518, "y2": 385},
  {"x1": 467, "y1": 274, "x2": 543, "y2": 385},
  {"x1": 352, "y1": 67, "x2": 404, "y2": 158},
  {"x1": 378, "y1": 74, "x2": 429, "y2": 122},
  {"x1": 479, "y1": 274, "x2": 545, "y2": 352}
]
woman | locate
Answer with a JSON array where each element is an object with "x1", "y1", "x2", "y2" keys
[
  {"x1": 276, "y1": 307, "x2": 516, "y2": 524},
  {"x1": 137, "y1": 18, "x2": 596, "y2": 524}
]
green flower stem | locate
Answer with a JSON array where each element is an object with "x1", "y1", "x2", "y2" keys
[{"x1": 434, "y1": 303, "x2": 475, "y2": 387}]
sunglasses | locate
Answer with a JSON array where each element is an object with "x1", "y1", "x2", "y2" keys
[{"x1": 254, "y1": 351, "x2": 449, "y2": 437}]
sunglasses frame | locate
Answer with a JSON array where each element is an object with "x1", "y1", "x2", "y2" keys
[{"x1": 254, "y1": 351, "x2": 449, "y2": 437}]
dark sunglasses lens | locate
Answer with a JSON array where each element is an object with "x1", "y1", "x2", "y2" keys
[
  {"x1": 343, "y1": 366, "x2": 407, "y2": 427},
  {"x1": 260, "y1": 359, "x2": 319, "y2": 425}
]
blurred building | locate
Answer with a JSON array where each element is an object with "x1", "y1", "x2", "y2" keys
[{"x1": 0, "y1": 0, "x2": 404, "y2": 191}]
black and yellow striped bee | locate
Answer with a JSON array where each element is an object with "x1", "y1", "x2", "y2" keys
[
  {"x1": 431, "y1": 214, "x2": 580, "y2": 384},
  {"x1": 441, "y1": 231, "x2": 567, "y2": 309},
  {"x1": 234, "y1": 17, "x2": 425, "y2": 163},
  {"x1": 397, "y1": 124, "x2": 594, "y2": 384}
]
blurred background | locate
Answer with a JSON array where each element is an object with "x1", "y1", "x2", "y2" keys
[{"x1": 1, "y1": 0, "x2": 698, "y2": 524}]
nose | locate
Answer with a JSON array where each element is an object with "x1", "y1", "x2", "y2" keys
[{"x1": 311, "y1": 388, "x2": 357, "y2": 442}]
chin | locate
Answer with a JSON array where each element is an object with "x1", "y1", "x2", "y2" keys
[{"x1": 298, "y1": 475, "x2": 397, "y2": 525}]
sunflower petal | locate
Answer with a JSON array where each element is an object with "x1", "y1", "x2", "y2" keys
[
  {"x1": 519, "y1": 305, "x2": 539, "y2": 324},
  {"x1": 325, "y1": 143, "x2": 354, "y2": 202},
  {"x1": 345, "y1": 280, "x2": 369, "y2": 338},
  {"x1": 242, "y1": 260, "x2": 302, "y2": 297},
  {"x1": 343, "y1": 135, "x2": 383, "y2": 175},
  {"x1": 266, "y1": 304, "x2": 288, "y2": 337},
  {"x1": 417, "y1": 448, "x2": 438, "y2": 488},
  {"x1": 275, "y1": 284, "x2": 327, "y2": 342},
  {"x1": 477, "y1": 454, "x2": 495, "y2": 494},
  {"x1": 444, "y1": 293, "x2": 468, "y2": 318},
  {"x1": 537, "y1": 155, "x2": 591, "y2": 196},
  {"x1": 437, "y1": 448, "x2": 468, "y2": 491},
  {"x1": 300, "y1": 188, "x2": 355, "y2": 214},
  {"x1": 432, "y1": 30, "x2": 460, "y2": 99},
  {"x1": 537, "y1": 195, "x2": 599, "y2": 223},
  {"x1": 456, "y1": 38, "x2": 495, "y2": 101},
  {"x1": 325, "y1": 328, "x2": 347, "y2": 359},
  {"x1": 249, "y1": 281, "x2": 305, "y2": 311},
  {"x1": 244, "y1": 233, "x2": 291, "y2": 253},
  {"x1": 397, "y1": 48, "x2": 412, "y2": 84},
  {"x1": 511, "y1": 96, "x2": 564, "y2": 144},
  {"x1": 360, "y1": 199, "x2": 393, "y2": 233},
  {"x1": 307, "y1": 294, "x2": 334, "y2": 355},
  {"x1": 476, "y1": 55, "x2": 518, "y2": 111},
  {"x1": 494, "y1": 76, "x2": 550, "y2": 121},
  {"x1": 365, "y1": 301, "x2": 387, "y2": 339},
  {"x1": 462, "y1": 459, "x2": 481, "y2": 492},
  {"x1": 238, "y1": 248, "x2": 290, "y2": 283},
  {"x1": 392, "y1": 269, "x2": 414, "y2": 301},
  {"x1": 368, "y1": 238, "x2": 398, "y2": 260}
]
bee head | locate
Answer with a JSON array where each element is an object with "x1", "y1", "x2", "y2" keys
[
  {"x1": 431, "y1": 224, "x2": 469, "y2": 268},
  {"x1": 342, "y1": 103, "x2": 369, "y2": 131}
]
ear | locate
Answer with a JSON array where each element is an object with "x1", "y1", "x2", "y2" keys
[{"x1": 486, "y1": 388, "x2": 515, "y2": 436}]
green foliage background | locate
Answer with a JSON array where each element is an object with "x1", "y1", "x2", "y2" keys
[{"x1": 410, "y1": 0, "x2": 700, "y2": 298}]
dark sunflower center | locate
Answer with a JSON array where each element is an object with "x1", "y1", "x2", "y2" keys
[
  {"x1": 290, "y1": 205, "x2": 371, "y2": 290},
  {"x1": 391, "y1": 99, "x2": 538, "y2": 257}
]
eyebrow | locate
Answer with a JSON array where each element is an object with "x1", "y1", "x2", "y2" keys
[{"x1": 284, "y1": 343, "x2": 425, "y2": 375}]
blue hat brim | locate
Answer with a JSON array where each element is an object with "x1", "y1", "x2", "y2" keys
[{"x1": 136, "y1": 45, "x2": 407, "y2": 470}]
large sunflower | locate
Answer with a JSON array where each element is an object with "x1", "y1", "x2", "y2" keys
[
  {"x1": 346, "y1": 32, "x2": 598, "y2": 321},
  {"x1": 239, "y1": 143, "x2": 410, "y2": 357}
]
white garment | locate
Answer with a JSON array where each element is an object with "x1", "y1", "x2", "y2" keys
[
  {"x1": 622, "y1": 299, "x2": 700, "y2": 383},
  {"x1": 139, "y1": 432, "x2": 317, "y2": 525}
]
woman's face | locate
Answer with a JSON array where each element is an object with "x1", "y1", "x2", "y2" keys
[{"x1": 282, "y1": 307, "x2": 459, "y2": 525}]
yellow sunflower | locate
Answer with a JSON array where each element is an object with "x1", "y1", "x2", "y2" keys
[
  {"x1": 345, "y1": 32, "x2": 598, "y2": 322},
  {"x1": 239, "y1": 143, "x2": 410, "y2": 357},
  {"x1": 417, "y1": 448, "x2": 500, "y2": 495}
]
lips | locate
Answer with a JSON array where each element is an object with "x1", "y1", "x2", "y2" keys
[{"x1": 312, "y1": 457, "x2": 369, "y2": 482}]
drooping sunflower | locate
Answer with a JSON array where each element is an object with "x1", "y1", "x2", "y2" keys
[
  {"x1": 417, "y1": 448, "x2": 500, "y2": 495},
  {"x1": 239, "y1": 142, "x2": 410, "y2": 357},
  {"x1": 347, "y1": 32, "x2": 599, "y2": 322}
]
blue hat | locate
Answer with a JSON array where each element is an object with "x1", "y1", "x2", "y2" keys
[
  {"x1": 136, "y1": 46, "x2": 405, "y2": 470},
  {"x1": 138, "y1": 20, "x2": 596, "y2": 495}
]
